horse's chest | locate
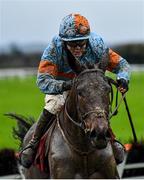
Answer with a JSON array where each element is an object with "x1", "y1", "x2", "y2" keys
[
  {"x1": 71, "y1": 146, "x2": 113, "y2": 175},
  {"x1": 49, "y1": 126, "x2": 114, "y2": 178}
]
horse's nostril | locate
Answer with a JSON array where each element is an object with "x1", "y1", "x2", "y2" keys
[
  {"x1": 90, "y1": 130, "x2": 108, "y2": 149},
  {"x1": 90, "y1": 130, "x2": 97, "y2": 138}
]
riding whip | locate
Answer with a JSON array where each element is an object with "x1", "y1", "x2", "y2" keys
[{"x1": 123, "y1": 96, "x2": 137, "y2": 143}]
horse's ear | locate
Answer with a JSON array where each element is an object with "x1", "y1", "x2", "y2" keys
[{"x1": 97, "y1": 51, "x2": 109, "y2": 72}]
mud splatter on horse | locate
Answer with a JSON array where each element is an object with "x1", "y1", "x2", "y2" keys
[{"x1": 7, "y1": 61, "x2": 119, "y2": 178}]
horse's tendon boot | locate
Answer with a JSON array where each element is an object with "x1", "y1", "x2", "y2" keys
[{"x1": 112, "y1": 140, "x2": 125, "y2": 164}]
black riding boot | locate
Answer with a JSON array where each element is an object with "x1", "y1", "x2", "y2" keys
[{"x1": 20, "y1": 109, "x2": 54, "y2": 168}]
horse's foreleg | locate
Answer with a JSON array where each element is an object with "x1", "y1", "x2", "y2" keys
[
  {"x1": 23, "y1": 165, "x2": 49, "y2": 179},
  {"x1": 102, "y1": 157, "x2": 120, "y2": 179},
  {"x1": 49, "y1": 157, "x2": 76, "y2": 179}
]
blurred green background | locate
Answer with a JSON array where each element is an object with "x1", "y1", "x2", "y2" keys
[
  {"x1": 0, "y1": 72, "x2": 143, "y2": 150},
  {"x1": 0, "y1": 76, "x2": 44, "y2": 150}
]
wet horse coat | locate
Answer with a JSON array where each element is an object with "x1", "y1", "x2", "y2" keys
[{"x1": 22, "y1": 67, "x2": 119, "y2": 179}]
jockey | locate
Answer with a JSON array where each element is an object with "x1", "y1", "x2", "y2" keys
[{"x1": 20, "y1": 13, "x2": 131, "y2": 168}]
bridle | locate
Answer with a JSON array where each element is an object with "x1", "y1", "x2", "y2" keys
[
  {"x1": 64, "y1": 68, "x2": 109, "y2": 130},
  {"x1": 57, "y1": 68, "x2": 127, "y2": 155},
  {"x1": 64, "y1": 68, "x2": 126, "y2": 131}
]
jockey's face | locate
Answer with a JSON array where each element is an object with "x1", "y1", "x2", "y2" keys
[{"x1": 66, "y1": 40, "x2": 88, "y2": 58}]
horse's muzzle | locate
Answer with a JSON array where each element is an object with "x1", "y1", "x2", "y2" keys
[{"x1": 89, "y1": 130, "x2": 108, "y2": 149}]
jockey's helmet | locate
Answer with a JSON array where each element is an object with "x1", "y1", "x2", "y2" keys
[{"x1": 59, "y1": 13, "x2": 90, "y2": 41}]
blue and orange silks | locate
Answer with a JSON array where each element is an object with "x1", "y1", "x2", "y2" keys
[{"x1": 37, "y1": 32, "x2": 131, "y2": 94}]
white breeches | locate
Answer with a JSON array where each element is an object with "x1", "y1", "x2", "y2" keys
[{"x1": 44, "y1": 91, "x2": 69, "y2": 114}]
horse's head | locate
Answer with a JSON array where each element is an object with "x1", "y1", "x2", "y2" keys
[
  {"x1": 67, "y1": 54, "x2": 111, "y2": 149},
  {"x1": 73, "y1": 68, "x2": 111, "y2": 148}
]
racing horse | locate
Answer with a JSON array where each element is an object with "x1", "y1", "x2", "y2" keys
[{"x1": 15, "y1": 60, "x2": 119, "y2": 178}]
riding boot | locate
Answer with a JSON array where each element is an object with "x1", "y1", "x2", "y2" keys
[
  {"x1": 108, "y1": 127, "x2": 125, "y2": 164},
  {"x1": 20, "y1": 109, "x2": 54, "y2": 168}
]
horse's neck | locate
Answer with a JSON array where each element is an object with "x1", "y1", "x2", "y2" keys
[{"x1": 59, "y1": 94, "x2": 91, "y2": 152}]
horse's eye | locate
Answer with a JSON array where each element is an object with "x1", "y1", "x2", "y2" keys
[
  {"x1": 77, "y1": 89, "x2": 86, "y2": 98},
  {"x1": 78, "y1": 91, "x2": 83, "y2": 97}
]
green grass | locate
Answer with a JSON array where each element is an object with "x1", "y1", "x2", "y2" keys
[
  {"x1": 0, "y1": 76, "x2": 44, "y2": 150},
  {"x1": 0, "y1": 72, "x2": 144, "y2": 150}
]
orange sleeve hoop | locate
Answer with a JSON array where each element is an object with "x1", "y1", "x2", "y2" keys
[
  {"x1": 38, "y1": 60, "x2": 58, "y2": 77},
  {"x1": 107, "y1": 49, "x2": 121, "y2": 72}
]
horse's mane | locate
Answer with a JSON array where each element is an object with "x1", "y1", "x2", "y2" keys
[{"x1": 5, "y1": 113, "x2": 35, "y2": 146}]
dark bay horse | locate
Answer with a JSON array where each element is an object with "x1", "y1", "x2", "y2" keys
[{"x1": 19, "y1": 63, "x2": 119, "y2": 179}]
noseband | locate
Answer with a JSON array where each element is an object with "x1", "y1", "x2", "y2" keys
[
  {"x1": 65, "y1": 100, "x2": 107, "y2": 130},
  {"x1": 64, "y1": 68, "x2": 108, "y2": 130}
]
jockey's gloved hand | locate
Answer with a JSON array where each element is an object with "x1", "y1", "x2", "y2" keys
[
  {"x1": 62, "y1": 80, "x2": 72, "y2": 91},
  {"x1": 117, "y1": 78, "x2": 129, "y2": 94}
]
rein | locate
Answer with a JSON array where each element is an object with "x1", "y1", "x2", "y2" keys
[
  {"x1": 64, "y1": 95, "x2": 84, "y2": 129},
  {"x1": 107, "y1": 77, "x2": 126, "y2": 119},
  {"x1": 57, "y1": 69, "x2": 129, "y2": 155},
  {"x1": 109, "y1": 92, "x2": 126, "y2": 119}
]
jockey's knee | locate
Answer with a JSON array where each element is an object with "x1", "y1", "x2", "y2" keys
[{"x1": 44, "y1": 91, "x2": 68, "y2": 114}]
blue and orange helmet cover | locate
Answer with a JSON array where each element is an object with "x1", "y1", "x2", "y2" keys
[{"x1": 59, "y1": 13, "x2": 90, "y2": 41}]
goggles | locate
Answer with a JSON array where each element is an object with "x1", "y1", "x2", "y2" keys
[{"x1": 66, "y1": 40, "x2": 88, "y2": 48}]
